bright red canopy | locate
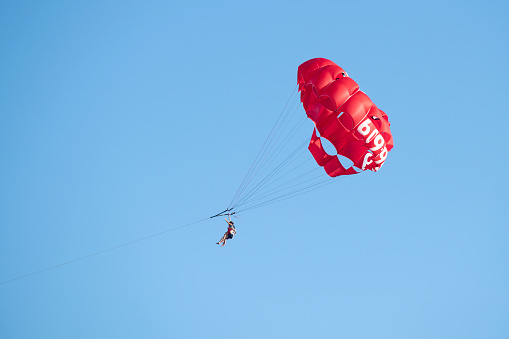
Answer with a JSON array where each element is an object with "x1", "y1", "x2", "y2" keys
[{"x1": 298, "y1": 58, "x2": 393, "y2": 177}]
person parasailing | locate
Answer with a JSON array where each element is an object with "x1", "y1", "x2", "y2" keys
[{"x1": 216, "y1": 214, "x2": 236, "y2": 247}]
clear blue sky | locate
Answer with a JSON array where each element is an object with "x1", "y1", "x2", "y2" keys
[{"x1": 1, "y1": 1, "x2": 508, "y2": 338}]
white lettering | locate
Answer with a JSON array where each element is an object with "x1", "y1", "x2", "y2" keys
[
  {"x1": 361, "y1": 153, "x2": 373, "y2": 170},
  {"x1": 370, "y1": 134, "x2": 384, "y2": 152},
  {"x1": 366, "y1": 129, "x2": 378, "y2": 143},
  {"x1": 374, "y1": 147, "x2": 388, "y2": 164},
  {"x1": 356, "y1": 119, "x2": 372, "y2": 136},
  {"x1": 354, "y1": 117, "x2": 390, "y2": 171}
]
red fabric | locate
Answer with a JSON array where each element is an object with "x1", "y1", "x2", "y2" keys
[
  {"x1": 298, "y1": 58, "x2": 393, "y2": 177},
  {"x1": 318, "y1": 78, "x2": 360, "y2": 113},
  {"x1": 308, "y1": 129, "x2": 359, "y2": 177},
  {"x1": 308, "y1": 129, "x2": 336, "y2": 167},
  {"x1": 337, "y1": 140, "x2": 367, "y2": 165},
  {"x1": 323, "y1": 156, "x2": 358, "y2": 177}
]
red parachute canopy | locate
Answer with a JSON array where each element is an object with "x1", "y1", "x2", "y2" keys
[{"x1": 298, "y1": 58, "x2": 393, "y2": 177}]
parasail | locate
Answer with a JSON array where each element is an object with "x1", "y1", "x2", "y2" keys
[
  {"x1": 298, "y1": 58, "x2": 393, "y2": 177},
  {"x1": 221, "y1": 58, "x2": 393, "y2": 215}
]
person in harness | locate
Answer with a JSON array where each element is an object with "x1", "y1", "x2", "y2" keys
[{"x1": 216, "y1": 215, "x2": 236, "y2": 247}]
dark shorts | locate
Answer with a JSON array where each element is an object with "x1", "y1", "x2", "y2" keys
[{"x1": 227, "y1": 233, "x2": 234, "y2": 240}]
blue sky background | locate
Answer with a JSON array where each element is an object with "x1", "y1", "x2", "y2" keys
[{"x1": 1, "y1": 1, "x2": 508, "y2": 338}]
